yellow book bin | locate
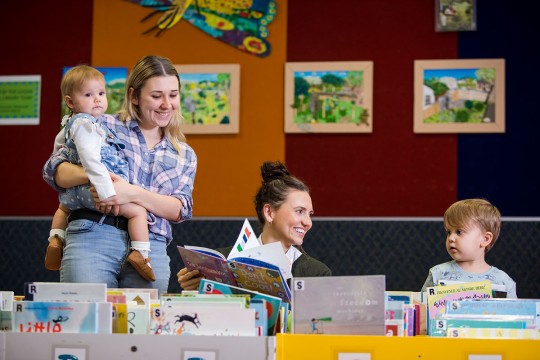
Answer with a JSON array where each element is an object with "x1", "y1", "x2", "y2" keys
[{"x1": 276, "y1": 334, "x2": 540, "y2": 360}]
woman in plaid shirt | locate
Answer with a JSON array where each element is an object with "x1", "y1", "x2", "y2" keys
[{"x1": 43, "y1": 55, "x2": 197, "y2": 294}]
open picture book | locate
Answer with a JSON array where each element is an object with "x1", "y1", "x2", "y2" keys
[{"x1": 177, "y1": 220, "x2": 293, "y2": 302}]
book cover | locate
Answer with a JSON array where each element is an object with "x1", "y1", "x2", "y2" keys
[
  {"x1": 431, "y1": 317, "x2": 527, "y2": 337},
  {"x1": 445, "y1": 298, "x2": 540, "y2": 329},
  {"x1": 127, "y1": 302, "x2": 150, "y2": 334},
  {"x1": 228, "y1": 241, "x2": 293, "y2": 280},
  {"x1": 404, "y1": 305, "x2": 415, "y2": 336},
  {"x1": 161, "y1": 293, "x2": 248, "y2": 308},
  {"x1": 150, "y1": 303, "x2": 256, "y2": 336},
  {"x1": 97, "y1": 302, "x2": 113, "y2": 334},
  {"x1": 291, "y1": 275, "x2": 386, "y2": 335},
  {"x1": 385, "y1": 300, "x2": 405, "y2": 336},
  {"x1": 426, "y1": 280, "x2": 492, "y2": 335},
  {"x1": 177, "y1": 246, "x2": 238, "y2": 285},
  {"x1": 250, "y1": 299, "x2": 268, "y2": 336},
  {"x1": 439, "y1": 279, "x2": 508, "y2": 298},
  {"x1": 199, "y1": 279, "x2": 282, "y2": 335},
  {"x1": 107, "y1": 292, "x2": 128, "y2": 334},
  {"x1": 414, "y1": 302, "x2": 427, "y2": 336},
  {"x1": 447, "y1": 327, "x2": 539, "y2": 339},
  {"x1": 109, "y1": 287, "x2": 158, "y2": 301},
  {"x1": 228, "y1": 260, "x2": 291, "y2": 302},
  {"x1": 386, "y1": 291, "x2": 414, "y2": 304},
  {"x1": 0, "y1": 292, "x2": 13, "y2": 331},
  {"x1": 178, "y1": 245, "x2": 292, "y2": 302},
  {"x1": 24, "y1": 282, "x2": 107, "y2": 303},
  {"x1": 13, "y1": 301, "x2": 101, "y2": 334}
]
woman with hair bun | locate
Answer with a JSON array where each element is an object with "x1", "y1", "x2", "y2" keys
[{"x1": 178, "y1": 161, "x2": 331, "y2": 291}]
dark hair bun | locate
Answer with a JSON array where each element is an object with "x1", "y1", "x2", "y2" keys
[{"x1": 261, "y1": 161, "x2": 290, "y2": 183}]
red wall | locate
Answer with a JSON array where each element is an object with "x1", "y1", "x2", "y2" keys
[
  {"x1": 0, "y1": 1, "x2": 93, "y2": 215},
  {"x1": 0, "y1": 0, "x2": 458, "y2": 217},
  {"x1": 286, "y1": 0, "x2": 458, "y2": 216}
]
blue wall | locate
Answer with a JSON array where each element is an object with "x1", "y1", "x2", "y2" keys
[{"x1": 457, "y1": 0, "x2": 540, "y2": 215}]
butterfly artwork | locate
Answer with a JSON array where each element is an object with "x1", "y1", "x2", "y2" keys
[{"x1": 126, "y1": 0, "x2": 277, "y2": 57}]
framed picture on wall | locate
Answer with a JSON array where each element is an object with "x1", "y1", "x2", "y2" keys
[
  {"x1": 414, "y1": 59, "x2": 505, "y2": 134},
  {"x1": 175, "y1": 64, "x2": 240, "y2": 134},
  {"x1": 284, "y1": 61, "x2": 373, "y2": 134},
  {"x1": 0, "y1": 75, "x2": 41, "y2": 125},
  {"x1": 435, "y1": 0, "x2": 477, "y2": 32}
]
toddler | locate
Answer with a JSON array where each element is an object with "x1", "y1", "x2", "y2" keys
[
  {"x1": 421, "y1": 198, "x2": 516, "y2": 298},
  {"x1": 45, "y1": 65, "x2": 155, "y2": 282}
]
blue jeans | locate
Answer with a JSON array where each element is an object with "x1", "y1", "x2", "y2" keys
[{"x1": 60, "y1": 219, "x2": 170, "y2": 294}]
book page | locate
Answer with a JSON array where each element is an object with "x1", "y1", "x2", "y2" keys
[
  {"x1": 228, "y1": 241, "x2": 292, "y2": 280},
  {"x1": 184, "y1": 245, "x2": 227, "y2": 259}
]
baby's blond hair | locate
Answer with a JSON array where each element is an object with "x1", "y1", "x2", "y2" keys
[{"x1": 61, "y1": 65, "x2": 104, "y2": 100}]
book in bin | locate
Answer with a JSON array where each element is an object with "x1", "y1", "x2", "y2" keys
[
  {"x1": 199, "y1": 278, "x2": 283, "y2": 335},
  {"x1": 291, "y1": 275, "x2": 386, "y2": 335},
  {"x1": 13, "y1": 301, "x2": 112, "y2": 334},
  {"x1": 426, "y1": 280, "x2": 492, "y2": 336},
  {"x1": 178, "y1": 242, "x2": 292, "y2": 302}
]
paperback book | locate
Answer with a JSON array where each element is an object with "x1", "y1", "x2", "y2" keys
[
  {"x1": 438, "y1": 279, "x2": 508, "y2": 298},
  {"x1": 13, "y1": 301, "x2": 111, "y2": 334},
  {"x1": 161, "y1": 293, "x2": 249, "y2": 308},
  {"x1": 426, "y1": 280, "x2": 492, "y2": 335},
  {"x1": 199, "y1": 278, "x2": 282, "y2": 335},
  {"x1": 107, "y1": 291, "x2": 128, "y2": 334},
  {"x1": 126, "y1": 302, "x2": 150, "y2": 334},
  {"x1": 150, "y1": 303, "x2": 256, "y2": 336},
  {"x1": 291, "y1": 275, "x2": 386, "y2": 335},
  {"x1": 445, "y1": 298, "x2": 540, "y2": 329},
  {"x1": 24, "y1": 282, "x2": 107, "y2": 303},
  {"x1": 0, "y1": 291, "x2": 14, "y2": 331},
  {"x1": 250, "y1": 299, "x2": 268, "y2": 336},
  {"x1": 178, "y1": 242, "x2": 292, "y2": 302},
  {"x1": 432, "y1": 317, "x2": 527, "y2": 337},
  {"x1": 447, "y1": 327, "x2": 539, "y2": 339},
  {"x1": 385, "y1": 300, "x2": 405, "y2": 336}
]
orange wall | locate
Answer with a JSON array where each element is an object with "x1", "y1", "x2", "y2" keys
[{"x1": 92, "y1": 0, "x2": 287, "y2": 217}]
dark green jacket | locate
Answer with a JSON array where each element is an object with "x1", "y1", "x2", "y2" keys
[{"x1": 217, "y1": 245, "x2": 332, "y2": 277}]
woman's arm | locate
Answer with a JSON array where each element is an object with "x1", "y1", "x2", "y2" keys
[
  {"x1": 97, "y1": 176, "x2": 183, "y2": 222},
  {"x1": 43, "y1": 147, "x2": 88, "y2": 191},
  {"x1": 55, "y1": 162, "x2": 89, "y2": 188}
]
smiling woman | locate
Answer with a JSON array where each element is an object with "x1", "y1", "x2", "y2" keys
[
  {"x1": 43, "y1": 55, "x2": 198, "y2": 294},
  {"x1": 177, "y1": 161, "x2": 332, "y2": 291}
]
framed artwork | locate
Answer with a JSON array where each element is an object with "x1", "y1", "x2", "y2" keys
[
  {"x1": 0, "y1": 75, "x2": 41, "y2": 125},
  {"x1": 175, "y1": 64, "x2": 240, "y2": 135},
  {"x1": 435, "y1": 0, "x2": 477, "y2": 32},
  {"x1": 284, "y1": 61, "x2": 373, "y2": 134},
  {"x1": 61, "y1": 67, "x2": 127, "y2": 118},
  {"x1": 414, "y1": 59, "x2": 505, "y2": 134}
]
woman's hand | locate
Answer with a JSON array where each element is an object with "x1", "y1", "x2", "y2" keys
[
  {"x1": 93, "y1": 194, "x2": 120, "y2": 216},
  {"x1": 177, "y1": 268, "x2": 203, "y2": 291}
]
